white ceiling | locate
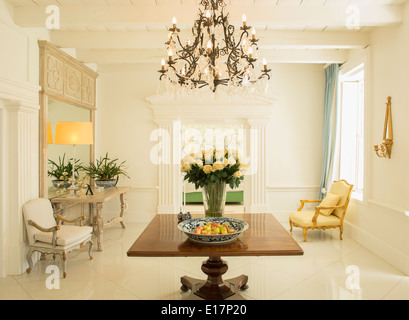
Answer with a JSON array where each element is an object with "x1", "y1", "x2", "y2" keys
[{"x1": 6, "y1": 0, "x2": 408, "y2": 64}]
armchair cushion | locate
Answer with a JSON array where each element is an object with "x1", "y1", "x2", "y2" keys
[
  {"x1": 329, "y1": 180, "x2": 353, "y2": 219},
  {"x1": 23, "y1": 198, "x2": 57, "y2": 246},
  {"x1": 34, "y1": 225, "x2": 93, "y2": 247},
  {"x1": 289, "y1": 211, "x2": 340, "y2": 228},
  {"x1": 319, "y1": 192, "x2": 341, "y2": 216}
]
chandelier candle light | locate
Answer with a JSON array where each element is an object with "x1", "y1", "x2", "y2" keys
[{"x1": 158, "y1": 0, "x2": 271, "y2": 93}]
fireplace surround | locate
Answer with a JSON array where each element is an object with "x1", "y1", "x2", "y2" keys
[{"x1": 147, "y1": 91, "x2": 276, "y2": 214}]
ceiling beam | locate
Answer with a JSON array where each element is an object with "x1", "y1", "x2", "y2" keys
[
  {"x1": 74, "y1": 48, "x2": 349, "y2": 65},
  {"x1": 13, "y1": 4, "x2": 403, "y2": 28},
  {"x1": 50, "y1": 29, "x2": 370, "y2": 50}
]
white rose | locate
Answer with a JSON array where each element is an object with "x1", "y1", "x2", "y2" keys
[
  {"x1": 196, "y1": 159, "x2": 203, "y2": 168},
  {"x1": 184, "y1": 155, "x2": 195, "y2": 164},
  {"x1": 228, "y1": 157, "x2": 236, "y2": 165}
]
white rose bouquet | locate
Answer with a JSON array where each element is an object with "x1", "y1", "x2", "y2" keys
[{"x1": 181, "y1": 149, "x2": 248, "y2": 190}]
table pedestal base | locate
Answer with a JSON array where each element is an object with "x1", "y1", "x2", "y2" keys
[{"x1": 180, "y1": 256, "x2": 248, "y2": 300}]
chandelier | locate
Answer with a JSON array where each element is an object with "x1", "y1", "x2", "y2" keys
[{"x1": 158, "y1": 0, "x2": 271, "y2": 94}]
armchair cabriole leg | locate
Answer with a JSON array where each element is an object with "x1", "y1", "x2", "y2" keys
[
  {"x1": 89, "y1": 240, "x2": 94, "y2": 260},
  {"x1": 26, "y1": 249, "x2": 33, "y2": 274},
  {"x1": 303, "y1": 228, "x2": 307, "y2": 242},
  {"x1": 63, "y1": 252, "x2": 67, "y2": 278}
]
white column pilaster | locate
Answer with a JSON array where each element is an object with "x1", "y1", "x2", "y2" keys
[
  {"x1": 5, "y1": 101, "x2": 39, "y2": 275},
  {"x1": 0, "y1": 76, "x2": 40, "y2": 277},
  {"x1": 154, "y1": 120, "x2": 182, "y2": 214},
  {"x1": 0, "y1": 102, "x2": 8, "y2": 277},
  {"x1": 248, "y1": 119, "x2": 270, "y2": 213}
]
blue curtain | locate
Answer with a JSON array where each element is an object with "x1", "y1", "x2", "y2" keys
[{"x1": 319, "y1": 64, "x2": 340, "y2": 199}]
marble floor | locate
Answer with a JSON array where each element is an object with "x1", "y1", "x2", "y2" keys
[{"x1": 1, "y1": 218, "x2": 408, "y2": 300}]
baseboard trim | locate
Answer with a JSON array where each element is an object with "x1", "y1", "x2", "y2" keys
[
  {"x1": 272, "y1": 211, "x2": 409, "y2": 276},
  {"x1": 344, "y1": 220, "x2": 409, "y2": 276}
]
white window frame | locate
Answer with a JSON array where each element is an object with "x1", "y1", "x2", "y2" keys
[{"x1": 335, "y1": 63, "x2": 366, "y2": 201}]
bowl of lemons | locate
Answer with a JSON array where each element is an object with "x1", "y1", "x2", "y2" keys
[{"x1": 178, "y1": 217, "x2": 249, "y2": 245}]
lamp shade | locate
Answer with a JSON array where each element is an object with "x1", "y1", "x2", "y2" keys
[
  {"x1": 47, "y1": 122, "x2": 53, "y2": 144},
  {"x1": 54, "y1": 122, "x2": 94, "y2": 145}
]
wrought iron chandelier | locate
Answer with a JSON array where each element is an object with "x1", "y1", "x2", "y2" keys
[{"x1": 158, "y1": 0, "x2": 271, "y2": 93}]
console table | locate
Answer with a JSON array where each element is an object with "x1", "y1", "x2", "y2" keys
[{"x1": 50, "y1": 186, "x2": 131, "y2": 252}]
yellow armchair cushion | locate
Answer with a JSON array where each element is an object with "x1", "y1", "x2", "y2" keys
[
  {"x1": 289, "y1": 211, "x2": 340, "y2": 228},
  {"x1": 319, "y1": 192, "x2": 340, "y2": 216}
]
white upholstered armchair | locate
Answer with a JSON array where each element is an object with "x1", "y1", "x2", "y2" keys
[
  {"x1": 289, "y1": 180, "x2": 353, "y2": 242},
  {"x1": 23, "y1": 198, "x2": 94, "y2": 278}
]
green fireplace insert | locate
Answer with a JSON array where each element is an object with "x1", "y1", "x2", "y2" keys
[{"x1": 183, "y1": 191, "x2": 244, "y2": 204}]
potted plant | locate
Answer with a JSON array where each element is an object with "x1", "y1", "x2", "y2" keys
[
  {"x1": 48, "y1": 154, "x2": 81, "y2": 189},
  {"x1": 81, "y1": 153, "x2": 130, "y2": 189},
  {"x1": 181, "y1": 149, "x2": 248, "y2": 217}
]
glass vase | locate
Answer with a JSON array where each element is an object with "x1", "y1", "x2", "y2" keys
[{"x1": 202, "y1": 182, "x2": 227, "y2": 218}]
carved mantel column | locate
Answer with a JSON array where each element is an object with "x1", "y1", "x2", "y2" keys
[
  {"x1": 248, "y1": 119, "x2": 270, "y2": 213},
  {"x1": 152, "y1": 119, "x2": 182, "y2": 214}
]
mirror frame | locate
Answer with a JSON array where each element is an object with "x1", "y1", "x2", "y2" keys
[{"x1": 38, "y1": 40, "x2": 98, "y2": 198}]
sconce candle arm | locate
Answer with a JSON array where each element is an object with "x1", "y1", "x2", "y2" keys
[{"x1": 374, "y1": 96, "x2": 393, "y2": 159}]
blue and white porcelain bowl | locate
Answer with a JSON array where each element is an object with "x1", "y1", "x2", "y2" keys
[{"x1": 178, "y1": 217, "x2": 249, "y2": 245}]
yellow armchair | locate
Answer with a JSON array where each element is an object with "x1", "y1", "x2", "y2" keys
[{"x1": 289, "y1": 180, "x2": 353, "y2": 242}]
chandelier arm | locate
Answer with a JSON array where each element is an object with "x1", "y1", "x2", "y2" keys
[
  {"x1": 200, "y1": 0, "x2": 210, "y2": 9},
  {"x1": 230, "y1": 30, "x2": 250, "y2": 67},
  {"x1": 258, "y1": 73, "x2": 271, "y2": 81},
  {"x1": 173, "y1": 34, "x2": 199, "y2": 78},
  {"x1": 224, "y1": 22, "x2": 237, "y2": 51},
  {"x1": 198, "y1": 82, "x2": 209, "y2": 89},
  {"x1": 174, "y1": 33, "x2": 189, "y2": 52},
  {"x1": 179, "y1": 57, "x2": 198, "y2": 79},
  {"x1": 192, "y1": 15, "x2": 207, "y2": 53},
  {"x1": 221, "y1": 22, "x2": 244, "y2": 77}
]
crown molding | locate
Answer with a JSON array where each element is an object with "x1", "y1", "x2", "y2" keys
[{"x1": 0, "y1": 76, "x2": 40, "y2": 110}]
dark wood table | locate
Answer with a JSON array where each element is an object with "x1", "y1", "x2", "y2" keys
[{"x1": 127, "y1": 213, "x2": 303, "y2": 300}]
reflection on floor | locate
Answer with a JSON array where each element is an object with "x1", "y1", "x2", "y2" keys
[{"x1": 1, "y1": 217, "x2": 408, "y2": 300}]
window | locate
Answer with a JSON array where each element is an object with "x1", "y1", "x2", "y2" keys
[{"x1": 335, "y1": 64, "x2": 364, "y2": 199}]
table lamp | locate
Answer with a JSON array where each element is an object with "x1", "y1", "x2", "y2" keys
[{"x1": 55, "y1": 121, "x2": 94, "y2": 198}]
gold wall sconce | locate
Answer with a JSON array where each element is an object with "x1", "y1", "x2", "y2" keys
[{"x1": 374, "y1": 96, "x2": 393, "y2": 159}]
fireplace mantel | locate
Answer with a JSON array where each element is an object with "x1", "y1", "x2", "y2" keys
[
  {"x1": 146, "y1": 92, "x2": 277, "y2": 123},
  {"x1": 146, "y1": 92, "x2": 277, "y2": 214}
]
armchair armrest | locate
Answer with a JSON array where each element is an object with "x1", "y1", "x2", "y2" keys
[
  {"x1": 55, "y1": 215, "x2": 86, "y2": 226},
  {"x1": 298, "y1": 200, "x2": 322, "y2": 211},
  {"x1": 312, "y1": 205, "x2": 346, "y2": 223},
  {"x1": 28, "y1": 220, "x2": 60, "y2": 247}
]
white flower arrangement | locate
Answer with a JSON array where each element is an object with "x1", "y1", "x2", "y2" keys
[{"x1": 181, "y1": 149, "x2": 249, "y2": 190}]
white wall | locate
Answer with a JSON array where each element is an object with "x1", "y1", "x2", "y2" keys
[
  {"x1": 96, "y1": 64, "x2": 160, "y2": 223},
  {"x1": 266, "y1": 63, "x2": 324, "y2": 219},
  {"x1": 343, "y1": 2, "x2": 409, "y2": 275},
  {"x1": 0, "y1": 0, "x2": 49, "y2": 277},
  {"x1": 0, "y1": 1, "x2": 49, "y2": 85},
  {"x1": 96, "y1": 63, "x2": 325, "y2": 223}
]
